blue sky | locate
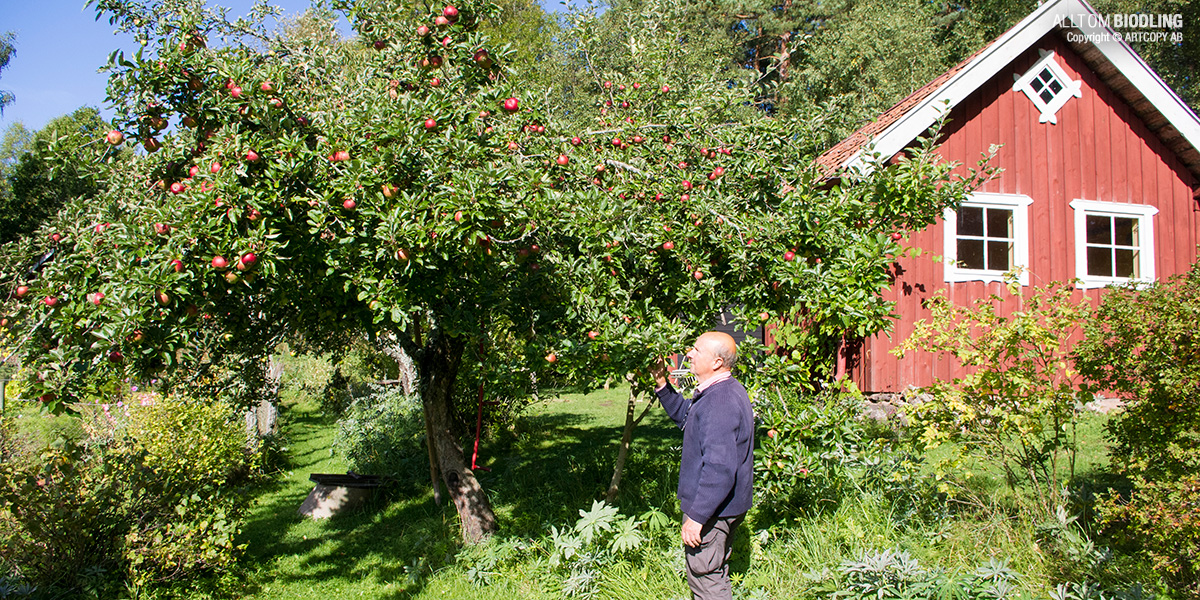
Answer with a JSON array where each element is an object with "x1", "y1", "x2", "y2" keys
[{"x1": 0, "y1": 0, "x2": 567, "y2": 133}]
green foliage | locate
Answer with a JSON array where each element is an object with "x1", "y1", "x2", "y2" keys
[
  {"x1": 0, "y1": 440, "x2": 244, "y2": 594},
  {"x1": 544, "y1": 499, "x2": 661, "y2": 598},
  {"x1": 125, "y1": 394, "x2": 250, "y2": 489},
  {"x1": 0, "y1": 31, "x2": 14, "y2": 113},
  {"x1": 0, "y1": 398, "x2": 252, "y2": 594},
  {"x1": 0, "y1": 121, "x2": 32, "y2": 202},
  {"x1": 836, "y1": 549, "x2": 950, "y2": 600},
  {"x1": 1075, "y1": 261, "x2": 1200, "y2": 597},
  {"x1": 332, "y1": 385, "x2": 426, "y2": 481},
  {"x1": 896, "y1": 277, "x2": 1091, "y2": 507},
  {"x1": 1, "y1": 107, "x2": 120, "y2": 244},
  {"x1": 754, "y1": 388, "x2": 865, "y2": 518},
  {"x1": 781, "y1": 0, "x2": 981, "y2": 130},
  {"x1": 752, "y1": 385, "x2": 944, "y2": 526},
  {"x1": 1036, "y1": 505, "x2": 1115, "y2": 585},
  {"x1": 1075, "y1": 264, "x2": 1200, "y2": 481},
  {"x1": 1098, "y1": 476, "x2": 1200, "y2": 600}
]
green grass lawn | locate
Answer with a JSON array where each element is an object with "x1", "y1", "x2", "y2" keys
[{"x1": 231, "y1": 385, "x2": 683, "y2": 599}]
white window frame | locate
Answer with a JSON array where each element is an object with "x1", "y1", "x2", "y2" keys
[
  {"x1": 1070, "y1": 199, "x2": 1158, "y2": 288},
  {"x1": 943, "y1": 193, "x2": 1033, "y2": 285},
  {"x1": 1012, "y1": 49, "x2": 1083, "y2": 125}
]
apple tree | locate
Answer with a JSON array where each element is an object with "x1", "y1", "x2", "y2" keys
[{"x1": 0, "y1": 0, "x2": 987, "y2": 542}]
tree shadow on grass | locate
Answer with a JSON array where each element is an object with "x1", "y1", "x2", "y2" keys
[
  {"x1": 476, "y1": 401, "x2": 684, "y2": 537},
  {"x1": 235, "y1": 392, "x2": 689, "y2": 598},
  {"x1": 235, "y1": 401, "x2": 462, "y2": 599}
]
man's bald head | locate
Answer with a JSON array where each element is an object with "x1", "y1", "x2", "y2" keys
[{"x1": 696, "y1": 331, "x2": 737, "y2": 372}]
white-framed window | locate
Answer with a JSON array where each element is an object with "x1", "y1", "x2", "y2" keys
[
  {"x1": 943, "y1": 193, "x2": 1033, "y2": 285},
  {"x1": 1012, "y1": 50, "x2": 1083, "y2": 124},
  {"x1": 1069, "y1": 199, "x2": 1158, "y2": 288}
]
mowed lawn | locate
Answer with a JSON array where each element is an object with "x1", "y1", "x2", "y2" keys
[{"x1": 233, "y1": 385, "x2": 685, "y2": 599}]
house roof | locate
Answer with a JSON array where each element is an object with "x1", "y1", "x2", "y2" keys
[{"x1": 814, "y1": 0, "x2": 1200, "y2": 182}]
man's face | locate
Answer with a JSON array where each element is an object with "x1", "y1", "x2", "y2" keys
[{"x1": 685, "y1": 336, "x2": 722, "y2": 381}]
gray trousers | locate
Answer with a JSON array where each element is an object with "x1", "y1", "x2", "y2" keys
[{"x1": 684, "y1": 514, "x2": 744, "y2": 600}]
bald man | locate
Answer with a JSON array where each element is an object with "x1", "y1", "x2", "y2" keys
[{"x1": 651, "y1": 331, "x2": 755, "y2": 600}]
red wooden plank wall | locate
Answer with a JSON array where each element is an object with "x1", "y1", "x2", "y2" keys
[{"x1": 841, "y1": 33, "x2": 1200, "y2": 392}]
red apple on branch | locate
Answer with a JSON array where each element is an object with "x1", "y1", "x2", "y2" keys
[
  {"x1": 503, "y1": 97, "x2": 519, "y2": 112},
  {"x1": 343, "y1": 198, "x2": 357, "y2": 210},
  {"x1": 106, "y1": 130, "x2": 124, "y2": 145},
  {"x1": 15, "y1": 286, "x2": 29, "y2": 298},
  {"x1": 212, "y1": 256, "x2": 228, "y2": 269}
]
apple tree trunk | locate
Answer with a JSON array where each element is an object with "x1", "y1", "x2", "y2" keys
[
  {"x1": 606, "y1": 374, "x2": 655, "y2": 503},
  {"x1": 418, "y1": 332, "x2": 497, "y2": 543}
]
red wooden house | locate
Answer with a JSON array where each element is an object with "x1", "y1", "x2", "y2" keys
[{"x1": 815, "y1": 0, "x2": 1200, "y2": 392}]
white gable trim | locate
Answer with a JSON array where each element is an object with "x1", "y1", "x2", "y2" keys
[{"x1": 838, "y1": 0, "x2": 1200, "y2": 177}]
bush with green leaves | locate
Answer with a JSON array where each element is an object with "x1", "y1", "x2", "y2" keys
[
  {"x1": 896, "y1": 278, "x2": 1091, "y2": 509},
  {"x1": 1075, "y1": 262, "x2": 1200, "y2": 597},
  {"x1": 1097, "y1": 476, "x2": 1200, "y2": 600},
  {"x1": 0, "y1": 398, "x2": 251, "y2": 594},
  {"x1": 753, "y1": 385, "x2": 943, "y2": 524},
  {"x1": 332, "y1": 385, "x2": 427, "y2": 484},
  {"x1": 754, "y1": 388, "x2": 865, "y2": 518},
  {"x1": 125, "y1": 395, "x2": 252, "y2": 489}
]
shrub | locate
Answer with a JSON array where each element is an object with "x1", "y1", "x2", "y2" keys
[
  {"x1": 333, "y1": 385, "x2": 426, "y2": 483},
  {"x1": 895, "y1": 278, "x2": 1091, "y2": 509},
  {"x1": 1075, "y1": 265, "x2": 1200, "y2": 481},
  {"x1": 1076, "y1": 263, "x2": 1200, "y2": 596},
  {"x1": 1099, "y1": 476, "x2": 1200, "y2": 599},
  {"x1": 0, "y1": 397, "x2": 250, "y2": 594},
  {"x1": 125, "y1": 396, "x2": 250, "y2": 489},
  {"x1": 754, "y1": 388, "x2": 864, "y2": 518}
]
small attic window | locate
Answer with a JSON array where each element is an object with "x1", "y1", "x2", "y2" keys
[{"x1": 1012, "y1": 50, "x2": 1082, "y2": 124}]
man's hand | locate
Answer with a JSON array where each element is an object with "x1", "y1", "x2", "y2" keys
[
  {"x1": 681, "y1": 516, "x2": 703, "y2": 548},
  {"x1": 649, "y1": 356, "x2": 668, "y2": 389}
]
